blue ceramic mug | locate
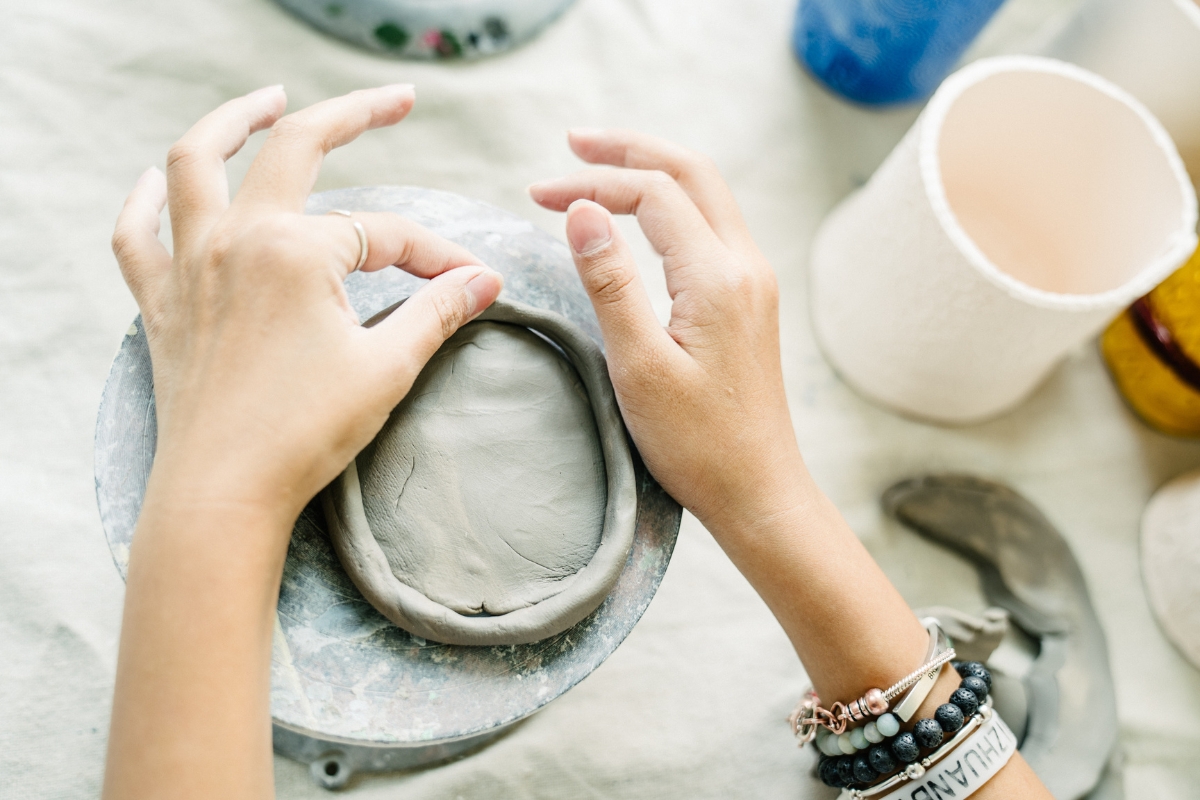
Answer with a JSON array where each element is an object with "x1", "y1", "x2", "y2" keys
[{"x1": 793, "y1": 0, "x2": 1006, "y2": 105}]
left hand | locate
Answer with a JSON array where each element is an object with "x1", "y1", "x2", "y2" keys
[
  {"x1": 103, "y1": 85, "x2": 504, "y2": 800},
  {"x1": 111, "y1": 84, "x2": 504, "y2": 523}
]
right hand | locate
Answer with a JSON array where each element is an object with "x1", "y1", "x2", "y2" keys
[{"x1": 530, "y1": 130, "x2": 808, "y2": 532}]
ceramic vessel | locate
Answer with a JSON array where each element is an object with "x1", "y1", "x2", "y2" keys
[
  {"x1": 1141, "y1": 468, "x2": 1200, "y2": 672},
  {"x1": 792, "y1": 0, "x2": 1006, "y2": 105},
  {"x1": 809, "y1": 56, "x2": 1198, "y2": 424},
  {"x1": 275, "y1": 0, "x2": 578, "y2": 59},
  {"x1": 1102, "y1": 244, "x2": 1200, "y2": 437},
  {"x1": 1045, "y1": 0, "x2": 1200, "y2": 186}
]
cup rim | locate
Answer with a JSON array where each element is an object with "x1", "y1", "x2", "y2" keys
[{"x1": 918, "y1": 55, "x2": 1198, "y2": 312}]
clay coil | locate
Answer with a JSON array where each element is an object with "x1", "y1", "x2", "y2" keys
[{"x1": 323, "y1": 296, "x2": 637, "y2": 646}]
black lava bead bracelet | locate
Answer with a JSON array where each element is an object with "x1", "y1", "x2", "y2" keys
[{"x1": 817, "y1": 661, "x2": 993, "y2": 791}]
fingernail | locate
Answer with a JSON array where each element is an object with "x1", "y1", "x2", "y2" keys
[
  {"x1": 383, "y1": 83, "x2": 416, "y2": 94},
  {"x1": 248, "y1": 84, "x2": 284, "y2": 98},
  {"x1": 566, "y1": 200, "x2": 612, "y2": 255},
  {"x1": 527, "y1": 180, "x2": 554, "y2": 197},
  {"x1": 136, "y1": 167, "x2": 166, "y2": 192},
  {"x1": 568, "y1": 127, "x2": 603, "y2": 139},
  {"x1": 465, "y1": 268, "x2": 503, "y2": 315}
]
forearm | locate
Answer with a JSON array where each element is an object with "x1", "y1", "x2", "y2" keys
[
  {"x1": 703, "y1": 459, "x2": 926, "y2": 704},
  {"x1": 704, "y1": 459, "x2": 1051, "y2": 798},
  {"x1": 103, "y1": 463, "x2": 294, "y2": 800},
  {"x1": 100, "y1": 85, "x2": 501, "y2": 799}
]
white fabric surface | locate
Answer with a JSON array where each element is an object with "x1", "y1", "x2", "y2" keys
[
  {"x1": 2, "y1": 0, "x2": 1199, "y2": 798},
  {"x1": 1045, "y1": 0, "x2": 1200, "y2": 183}
]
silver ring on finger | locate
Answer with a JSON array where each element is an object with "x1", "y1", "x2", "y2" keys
[{"x1": 328, "y1": 209, "x2": 369, "y2": 272}]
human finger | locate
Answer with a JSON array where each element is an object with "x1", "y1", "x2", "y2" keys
[
  {"x1": 529, "y1": 168, "x2": 725, "y2": 285},
  {"x1": 367, "y1": 266, "x2": 504, "y2": 390},
  {"x1": 562, "y1": 200, "x2": 680, "y2": 367},
  {"x1": 165, "y1": 85, "x2": 287, "y2": 253},
  {"x1": 315, "y1": 212, "x2": 483, "y2": 278},
  {"x1": 565, "y1": 128, "x2": 751, "y2": 247},
  {"x1": 236, "y1": 85, "x2": 415, "y2": 213},
  {"x1": 111, "y1": 167, "x2": 171, "y2": 312}
]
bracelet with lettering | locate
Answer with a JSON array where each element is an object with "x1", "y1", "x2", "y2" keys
[
  {"x1": 841, "y1": 702, "x2": 1015, "y2": 800},
  {"x1": 816, "y1": 662, "x2": 1002, "y2": 793}
]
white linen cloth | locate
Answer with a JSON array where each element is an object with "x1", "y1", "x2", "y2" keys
[{"x1": 1, "y1": 0, "x2": 1198, "y2": 797}]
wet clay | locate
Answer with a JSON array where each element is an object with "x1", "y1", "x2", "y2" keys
[
  {"x1": 361, "y1": 321, "x2": 606, "y2": 615},
  {"x1": 324, "y1": 298, "x2": 637, "y2": 646}
]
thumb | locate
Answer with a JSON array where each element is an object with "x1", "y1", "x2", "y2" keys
[
  {"x1": 368, "y1": 265, "x2": 504, "y2": 387},
  {"x1": 565, "y1": 199, "x2": 672, "y2": 360}
]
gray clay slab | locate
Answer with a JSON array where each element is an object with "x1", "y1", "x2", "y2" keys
[
  {"x1": 94, "y1": 186, "x2": 682, "y2": 755},
  {"x1": 883, "y1": 475, "x2": 1119, "y2": 800}
]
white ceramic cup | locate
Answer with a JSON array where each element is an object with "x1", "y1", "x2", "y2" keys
[
  {"x1": 1045, "y1": 0, "x2": 1200, "y2": 186},
  {"x1": 809, "y1": 56, "x2": 1198, "y2": 424}
]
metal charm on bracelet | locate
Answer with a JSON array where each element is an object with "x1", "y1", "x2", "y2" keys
[
  {"x1": 791, "y1": 690, "x2": 847, "y2": 740},
  {"x1": 789, "y1": 620, "x2": 955, "y2": 744}
]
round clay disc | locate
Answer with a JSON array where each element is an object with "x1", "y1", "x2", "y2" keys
[
  {"x1": 1141, "y1": 468, "x2": 1200, "y2": 670},
  {"x1": 323, "y1": 297, "x2": 637, "y2": 646}
]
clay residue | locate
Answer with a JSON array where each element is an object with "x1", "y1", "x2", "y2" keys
[{"x1": 357, "y1": 321, "x2": 607, "y2": 616}]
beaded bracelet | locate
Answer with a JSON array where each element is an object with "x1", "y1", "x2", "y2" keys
[
  {"x1": 855, "y1": 706, "x2": 1015, "y2": 800},
  {"x1": 815, "y1": 661, "x2": 996, "y2": 793},
  {"x1": 791, "y1": 620, "x2": 953, "y2": 743}
]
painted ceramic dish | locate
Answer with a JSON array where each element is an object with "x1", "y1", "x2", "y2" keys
[
  {"x1": 274, "y1": 0, "x2": 579, "y2": 59},
  {"x1": 1102, "y1": 244, "x2": 1200, "y2": 437}
]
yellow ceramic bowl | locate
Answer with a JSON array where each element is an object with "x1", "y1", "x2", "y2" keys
[{"x1": 1102, "y1": 245, "x2": 1200, "y2": 437}]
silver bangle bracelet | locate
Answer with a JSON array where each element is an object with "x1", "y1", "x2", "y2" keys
[
  {"x1": 789, "y1": 619, "x2": 956, "y2": 742},
  {"x1": 888, "y1": 619, "x2": 953, "y2": 723}
]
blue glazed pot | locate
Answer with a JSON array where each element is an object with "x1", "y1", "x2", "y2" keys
[{"x1": 793, "y1": 0, "x2": 1006, "y2": 105}]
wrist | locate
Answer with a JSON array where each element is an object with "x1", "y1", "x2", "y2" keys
[
  {"x1": 698, "y1": 447, "x2": 824, "y2": 542},
  {"x1": 139, "y1": 450, "x2": 301, "y2": 550},
  {"x1": 145, "y1": 432, "x2": 315, "y2": 526}
]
